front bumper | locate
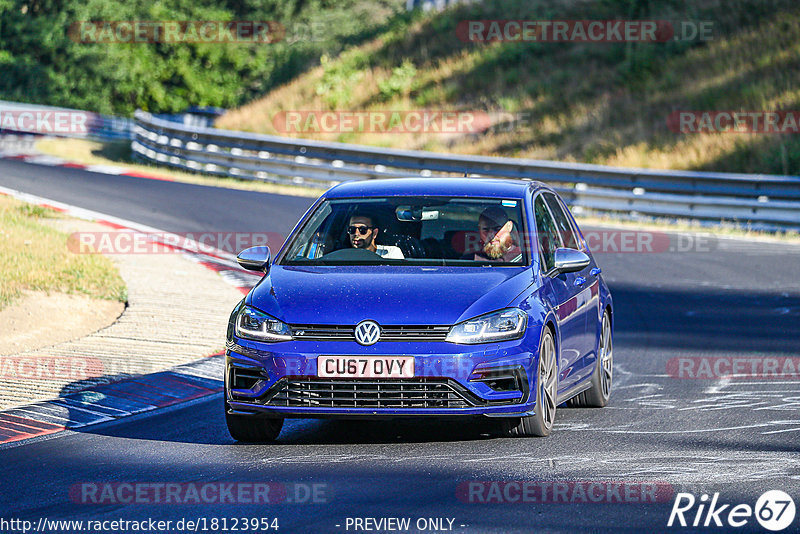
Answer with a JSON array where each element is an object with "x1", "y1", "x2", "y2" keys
[{"x1": 225, "y1": 337, "x2": 539, "y2": 418}]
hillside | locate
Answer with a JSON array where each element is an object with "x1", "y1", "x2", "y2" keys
[{"x1": 217, "y1": 0, "x2": 800, "y2": 176}]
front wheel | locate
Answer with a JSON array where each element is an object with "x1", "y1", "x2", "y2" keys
[
  {"x1": 504, "y1": 327, "x2": 558, "y2": 437},
  {"x1": 224, "y1": 396, "x2": 284, "y2": 442},
  {"x1": 568, "y1": 310, "x2": 612, "y2": 408}
]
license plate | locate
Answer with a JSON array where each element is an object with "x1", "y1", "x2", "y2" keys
[{"x1": 317, "y1": 356, "x2": 414, "y2": 378}]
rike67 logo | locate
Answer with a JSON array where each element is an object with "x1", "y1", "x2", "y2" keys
[{"x1": 668, "y1": 491, "x2": 796, "y2": 531}]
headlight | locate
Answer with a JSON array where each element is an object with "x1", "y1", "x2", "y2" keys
[
  {"x1": 446, "y1": 308, "x2": 527, "y2": 344},
  {"x1": 235, "y1": 306, "x2": 292, "y2": 342}
]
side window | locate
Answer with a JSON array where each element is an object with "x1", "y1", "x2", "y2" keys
[
  {"x1": 543, "y1": 193, "x2": 579, "y2": 250},
  {"x1": 534, "y1": 196, "x2": 563, "y2": 273},
  {"x1": 283, "y1": 202, "x2": 333, "y2": 260}
]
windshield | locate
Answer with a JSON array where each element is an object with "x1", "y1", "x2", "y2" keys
[{"x1": 280, "y1": 196, "x2": 528, "y2": 266}]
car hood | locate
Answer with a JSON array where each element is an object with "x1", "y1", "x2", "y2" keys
[{"x1": 247, "y1": 265, "x2": 534, "y2": 326}]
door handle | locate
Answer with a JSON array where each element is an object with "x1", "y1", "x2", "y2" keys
[
  {"x1": 574, "y1": 276, "x2": 586, "y2": 287},
  {"x1": 590, "y1": 267, "x2": 602, "y2": 276}
]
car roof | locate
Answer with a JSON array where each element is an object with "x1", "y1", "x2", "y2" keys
[{"x1": 324, "y1": 177, "x2": 551, "y2": 200}]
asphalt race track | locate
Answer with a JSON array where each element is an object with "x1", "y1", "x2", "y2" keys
[{"x1": 1, "y1": 158, "x2": 799, "y2": 533}]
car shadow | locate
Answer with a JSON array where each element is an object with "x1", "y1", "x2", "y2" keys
[{"x1": 62, "y1": 390, "x2": 514, "y2": 445}]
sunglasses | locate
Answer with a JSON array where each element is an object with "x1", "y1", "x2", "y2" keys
[{"x1": 347, "y1": 225, "x2": 375, "y2": 236}]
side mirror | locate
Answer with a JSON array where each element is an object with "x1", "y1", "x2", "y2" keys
[
  {"x1": 237, "y1": 246, "x2": 271, "y2": 273},
  {"x1": 553, "y1": 248, "x2": 590, "y2": 274}
]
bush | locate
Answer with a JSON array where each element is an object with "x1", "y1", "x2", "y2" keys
[{"x1": 377, "y1": 59, "x2": 417, "y2": 100}]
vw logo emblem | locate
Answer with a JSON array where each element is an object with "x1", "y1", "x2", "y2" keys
[{"x1": 354, "y1": 320, "x2": 381, "y2": 346}]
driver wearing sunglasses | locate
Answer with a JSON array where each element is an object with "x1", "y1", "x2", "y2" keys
[{"x1": 348, "y1": 213, "x2": 404, "y2": 259}]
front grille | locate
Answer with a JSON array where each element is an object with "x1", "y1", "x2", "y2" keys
[
  {"x1": 290, "y1": 324, "x2": 450, "y2": 342},
  {"x1": 261, "y1": 378, "x2": 473, "y2": 409}
]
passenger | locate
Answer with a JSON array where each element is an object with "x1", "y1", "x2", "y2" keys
[
  {"x1": 348, "y1": 213, "x2": 404, "y2": 259},
  {"x1": 472, "y1": 207, "x2": 522, "y2": 262}
]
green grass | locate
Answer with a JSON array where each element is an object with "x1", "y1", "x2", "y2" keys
[{"x1": 0, "y1": 195, "x2": 127, "y2": 310}]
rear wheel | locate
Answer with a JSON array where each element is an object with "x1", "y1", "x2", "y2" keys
[
  {"x1": 568, "y1": 310, "x2": 612, "y2": 408},
  {"x1": 224, "y1": 396, "x2": 284, "y2": 442},
  {"x1": 504, "y1": 327, "x2": 558, "y2": 437}
]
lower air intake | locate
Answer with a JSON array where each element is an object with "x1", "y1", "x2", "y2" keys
[{"x1": 262, "y1": 378, "x2": 474, "y2": 409}]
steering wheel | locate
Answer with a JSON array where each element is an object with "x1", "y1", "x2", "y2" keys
[{"x1": 391, "y1": 234, "x2": 425, "y2": 259}]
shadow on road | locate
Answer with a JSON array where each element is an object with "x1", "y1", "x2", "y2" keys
[{"x1": 71, "y1": 394, "x2": 510, "y2": 445}]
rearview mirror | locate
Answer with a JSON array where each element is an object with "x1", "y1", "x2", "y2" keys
[
  {"x1": 553, "y1": 248, "x2": 590, "y2": 274},
  {"x1": 237, "y1": 246, "x2": 271, "y2": 273},
  {"x1": 396, "y1": 206, "x2": 439, "y2": 222}
]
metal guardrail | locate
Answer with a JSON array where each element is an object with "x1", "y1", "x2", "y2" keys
[
  {"x1": 0, "y1": 100, "x2": 134, "y2": 141},
  {"x1": 128, "y1": 109, "x2": 796, "y2": 229}
]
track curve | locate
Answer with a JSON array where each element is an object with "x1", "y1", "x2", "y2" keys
[{"x1": 1, "y1": 159, "x2": 799, "y2": 533}]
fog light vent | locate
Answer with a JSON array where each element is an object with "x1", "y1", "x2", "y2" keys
[
  {"x1": 469, "y1": 365, "x2": 528, "y2": 397},
  {"x1": 231, "y1": 367, "x2": 266, "y2": 390}
]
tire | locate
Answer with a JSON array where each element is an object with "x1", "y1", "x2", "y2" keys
[
  {"x1": 224, "y1": 396, "x2": 284, "y2": 442},
  {"x1": 568, "y1": 309, "x2": 612, "y2": 408},
  {"x1": 504, "y1": 326, "x2": 558, "y2": 437}
]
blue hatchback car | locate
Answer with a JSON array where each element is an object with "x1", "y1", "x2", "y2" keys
[{"x1": 225, "y1": 178, "x2": 613, "y2": 441}]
